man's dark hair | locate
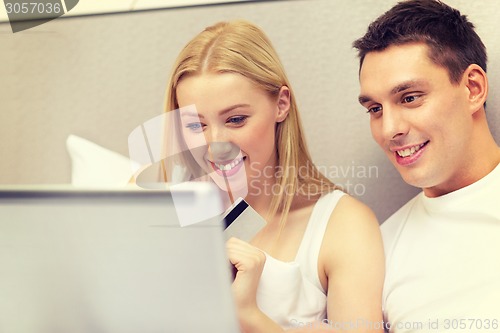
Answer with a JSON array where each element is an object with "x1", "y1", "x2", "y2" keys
[{"x1": 353, "y1": 0, "x2": 487, "y2": 84}]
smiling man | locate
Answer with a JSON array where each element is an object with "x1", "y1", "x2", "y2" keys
[{"x1": 353, "y1": 0, "x2": 500, "y2": 332}]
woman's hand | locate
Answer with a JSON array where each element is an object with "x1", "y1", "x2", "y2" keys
[
  {"x1": 226, "y1": 238, "x2": 288, "y2": 333},
  {"x1": 225, "y1": 237, "x2": 266, "y2": 312}
]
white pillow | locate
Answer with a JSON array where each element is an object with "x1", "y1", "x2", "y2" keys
[{"x1": 66, "y1": 135, "x2": 137, "y2": 188}]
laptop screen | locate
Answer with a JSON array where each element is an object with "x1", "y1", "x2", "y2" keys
[{"x1": 0, "y1": 183, "x2": 240, "y2": 333}]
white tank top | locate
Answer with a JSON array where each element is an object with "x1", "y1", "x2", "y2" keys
[{"x1": 255, "y1": 190, "x2": 345, "y2": 329}]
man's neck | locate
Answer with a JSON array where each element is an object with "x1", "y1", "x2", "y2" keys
[{"x1": 423, "y1": 132, "x2": 500, "y2": 198}]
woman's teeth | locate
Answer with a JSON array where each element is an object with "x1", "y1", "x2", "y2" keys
[{"x1": 214, "y1": 157, "x2": 243, "y2": 171}]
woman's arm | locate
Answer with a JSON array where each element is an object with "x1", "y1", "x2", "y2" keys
[{"x1": 321, "y1": 195, "x2": 385, "y2": 333}]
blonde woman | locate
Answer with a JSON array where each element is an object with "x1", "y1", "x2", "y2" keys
[{"x1": 164, "y1": 20, "x2": 384, "y2": 332}]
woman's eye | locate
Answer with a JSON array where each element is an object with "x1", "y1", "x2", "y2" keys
[
  {"x1": 185, "y1": 122, "x2": 204, "y2": 132},
  {"x1": 227, "y1": 116, "x2": 247, "y2": 126}
]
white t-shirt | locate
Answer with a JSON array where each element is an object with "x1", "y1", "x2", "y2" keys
[
  {"x1": 256, "y1": 190, "x2": 345, "y2": 329},
  {"x1": 381, "y1": 163, "x2": 500, "y2": 333}
]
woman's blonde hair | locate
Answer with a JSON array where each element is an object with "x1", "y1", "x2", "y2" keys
[{"x1": 165, "y1": 20, "x2": 338, "y2": 226}]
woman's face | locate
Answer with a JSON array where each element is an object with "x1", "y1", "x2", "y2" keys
[{"x1": 175, "y1": 72, "x2": 289, "y2": 198}]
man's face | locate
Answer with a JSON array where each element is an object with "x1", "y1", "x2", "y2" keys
[{"x1": 358, "y1": 42, "x2": 475, "y2": 197}]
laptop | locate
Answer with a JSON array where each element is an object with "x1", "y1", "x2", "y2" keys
[{"x1": 0, "y1": 183, "x2": 240, "y2": 333}]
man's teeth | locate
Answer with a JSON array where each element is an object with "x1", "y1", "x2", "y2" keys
[
  {"x1": 214, "y1": 157, "x2": 243, "y2": 171},
  {"x1": 397, "y1": 143, "x2": 425, "y2": 157}
]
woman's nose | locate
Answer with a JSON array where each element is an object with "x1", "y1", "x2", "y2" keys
[{"x1": 208, "y1": 142, "x2": 240, "y2": 161}]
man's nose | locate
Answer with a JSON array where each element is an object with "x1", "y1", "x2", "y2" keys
[{"x1": 382, "y1": 106, "x2": 409, "y2": 140}]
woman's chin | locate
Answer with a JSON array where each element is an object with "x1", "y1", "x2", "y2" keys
[{"x1": 209, "y1": 174, "x2": 248, "y2": 200}]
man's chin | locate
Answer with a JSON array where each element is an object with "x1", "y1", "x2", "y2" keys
[{"x1": 399, "y1": 172, "x2": 430, "y2": 190}]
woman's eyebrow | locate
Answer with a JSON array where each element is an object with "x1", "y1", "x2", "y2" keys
[
  {"x1": 180, "y1": 104, "x2": 251, "y2": 118},
  {"x1": 180, "y1": 110, "x2": 203, "y2": 119},
  {"x1": 218, "y1": 103, "x2": 251, "y2": 116}
]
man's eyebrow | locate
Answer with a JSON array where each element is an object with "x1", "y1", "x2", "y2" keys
[
  {"x1": 390, "y1": 80, "x2": 428, "y2": 95},
  {"x1": 358, "y1": 79, "x2": 428, "y2": 105},
  {"x1": 358, "y1": 95, "x2": 372, "y2": 105}
]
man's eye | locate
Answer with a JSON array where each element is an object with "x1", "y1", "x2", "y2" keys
[
  {"x1": 227, "y1": 116, "x2": 247, "y2": 125},
  {"x1": 367, "y1": 106, "x2": 382, "y2": 114},
  {"x1": 185, "y1": 122, "x2": 203, "y2": 132},
  {"x1": 402, "y1": 95, "x2": 417, "y2": 104}
]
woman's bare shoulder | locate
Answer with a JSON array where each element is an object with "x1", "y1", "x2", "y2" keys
[
  {"x1": 328, "y1": 192, "x2": 379, "y2": 230},
  {"x1": 321, "y1": 192, "x2": 383, "y2": 271}
]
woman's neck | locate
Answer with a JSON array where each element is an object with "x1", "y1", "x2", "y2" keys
[{"x1": 245, "y1": 190, "x2": 273, "y2": 218}]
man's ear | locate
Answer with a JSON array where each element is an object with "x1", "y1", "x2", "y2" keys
[
  {"x1": 276, "y1": 86, "x2": 291, "y2": 123},
  {"x1": 463, "y1": 64, "x2": 488, "y2": 114}
]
